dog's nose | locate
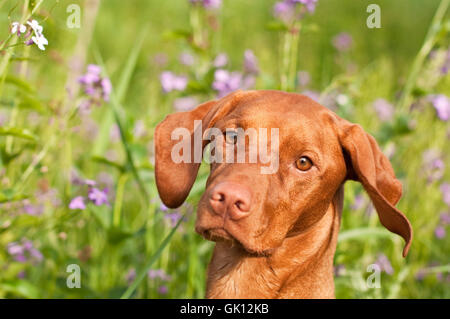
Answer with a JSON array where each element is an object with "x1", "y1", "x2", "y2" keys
[{"x1": 209, "y1": 182, "x2": 252, "y2": 220}]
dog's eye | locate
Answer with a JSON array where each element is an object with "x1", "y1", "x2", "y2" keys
[
  {"x1": 224, "y1": 130, "x2": 238, "y2": 145},
  {"x1": 295, "y1": 156, "x2": 313, "y2": 171}
]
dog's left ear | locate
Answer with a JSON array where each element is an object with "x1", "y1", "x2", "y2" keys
[{"x1": 335, "y1": 117, "x2": 413, "y2": 257}]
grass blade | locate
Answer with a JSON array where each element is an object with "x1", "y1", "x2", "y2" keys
[
  {"x1": 92, "y1": 27, "x2": 149, "y2": 156},
  {"x1": 120, "y1": 216, "x2": 184, "y2": 299},
  {"x1": 94, "y1": 50, "x2": 149, "y2": 199},
  {"x1": 338, "y1": 227, "x2": 394, "y2": 243}
]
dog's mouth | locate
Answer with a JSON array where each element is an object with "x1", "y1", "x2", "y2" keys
[
  {"x1": 198, "y1": 227, "x2": 275, "y2": 257},
  {"x1": 200, "y1": 228, "x2": 234, "y2": 242}
]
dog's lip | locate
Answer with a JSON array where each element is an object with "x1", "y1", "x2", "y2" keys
[
  {"x1": 200, "y1": 227, "x2": 234, "y2": 242},
  {"x1": 197, "y1": 225, "x2": 275, "y2": 257}
]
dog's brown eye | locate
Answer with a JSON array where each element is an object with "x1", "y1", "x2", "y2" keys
[
  {"x1": 296, "y1": 156, "x2": 313, "y2": 171},
  {"x1": 225, "y1": 130, "x2": 238, "y2": 145}
]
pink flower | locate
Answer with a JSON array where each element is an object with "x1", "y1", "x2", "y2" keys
[
  {"x1": 440, "y1": 183, "x2": 450, "y2": 206},
  {"x1": 243, "y1": 50, "x2": 259, "y2": 75},
  {"x1": 332, "y1": 32, "x2": 353, "y2": 52},
  {"x1": 173, "y1": 96, "x2": 199, "y2": 112},
  {"x1": 435, "y1": 226, "x2": 446, "y2": 239},
  {"x1": 88, "y1": 187, "x2": 109, "y2": 206},
  {"x1": 160, "y1": 71, "x2": 188, "y2": 93},
  {"x1": 69, "y1": 196, "x2": 86, "y2": 210},
  {"x1": 373, "y1": 98, "x2": 394, "y2": 122},
  {"x1": 212, "y1": 70, "x2": 243, "y2": 97},
  {"x1": 213, "y1": 53, "x2": 229, "y2": 68},
  {"x1": 429, "y1": 94, "x2": 450, "y2": 121}
]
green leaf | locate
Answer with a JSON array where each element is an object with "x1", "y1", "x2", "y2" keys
[
  {"x1": 107, "y1": 227, "x2": 135, "y2": 245},
  {"x1": 266, "y1": 21, "x2": 289, "y2": 32},
  {"x1": 0, "y1": 189, "x2": 28, "y2": 203},
  {"x1": 91, "y1": 155, "x2": 125, "y2": 172},
  {"x1": 0, "y1": 127, "x2": 38, "y2": 142},
  {"x1": 4, "y1": 75, "x2": 35, "y2": 94},
  {"x1": 0, "y1": 280, "x2": 40, "y2": 298},
  {"x1": 18, "y1": 93, "x2": 46, "y2": 113},
  {"x1": 338, "y1": 227, "x2": 395, "y2": 243},
  {"x1": 163, "y1": 29, "x2": 192, "y2": 40}
]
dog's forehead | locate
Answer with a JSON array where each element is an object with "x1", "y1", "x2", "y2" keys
[{"x1": 228, "y1": 91, "x2": 331, "y2": 128}]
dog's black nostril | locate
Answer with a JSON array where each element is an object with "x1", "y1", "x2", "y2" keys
[{"x1": 235, "y1": 200, "x2": 243, "y2": 210}]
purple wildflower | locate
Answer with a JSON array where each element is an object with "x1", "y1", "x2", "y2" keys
[
  {"x1": 126, "y1": 268, "x2": 136, "y2": 285},
  {"x1": 179, "y1": 52, "x2": 195, "y2": 66},
  {"x1": 212, "y1": 69, "x2": 242, "y2": 97},
  {"x1": 333, "y1": 264, "x2": 345, "y2": 277},
  {"x1": 88, "y1": 187, "x2": 109, "y2": 206},
  {"x1": 190, "y1": 0, "x2": 222, "y2": 9},
  {"x1": 374, "y1": 254, "x2": 394, "y2": 275},
  {"x1": 69, "y1": 196, "x2": 86, "y2": 210},
  {"x1": 351, "y1": 194, "x2": 366, "y2": 210},
  {"x1": 85, "y1": 179, "x2": 97, "y2": 187},
  {"x1": 332, "y1": 32, "x2": 353, "y2": 52},
  {"x1": 440, "y1": 212, "x2": 450, "y2": 225},
  {"x1": 373, "y1": 98, "x2": 394, "y2": 122},
  {"x1": 79, "y1": 64, "x2": 101, "y2": 85},
  {"x1": 440, "y1": 183, "x2": 450, "y2": 206},
  {"x1": 415, "y1": 269, "x2": 427, "y2": 281},
  {"x1": 243, "y1": 50, "x2": 259, "y2": 75},
  {"x1": 441, "y1": 47, "x2": 450, "y2": 74},
  {"x1": 213, "y1": 53, "x2": 228, "y2": 68},
  {"x1": 273, "y1": 0, "x2": 318, "y2": 22},
  {"x1": 110, "y1": 124, "x2": 121, "y2": 143},
  {"x1": 293, "y1": 0, "x2": 318, "y2": 12},
  {"x1": 164, "y1": 212, "x2": 183, "y2": 227},
  {"x1": 148, "y1": 269, "x2": 171, "y2": 281},
  {"x1": 429, "y1": 94, "x2": 450, "y2": 121},
  {"x1": 101, "y1": 78, "x2": 112, "y2": 101},
  {"x1": 7, "y1": 239, "x2": 43, "y2": 264},
  {"x1": 297, "y1": 71, "x2": 310, "y2": 87},
  {"x1": 160, "y1": 203, "x2": 169, "y2": 212},
  {"x1": 273, "y1": 1, "x2": 296, "y2": 23},
  {"x1": 152, "y1": 53, "x2": 168, "y2": 67},
  {"x1": 434, "y1": 226, "x2": 446, "y2": 239},
  {"x1": 173, "y1": 96, "x2": 199, "y2": 112},
  {"x1": 302, "y1": 90, "x2": 320, "y2": 102},
  {"x1": 160, "y1": 71, "x2": 188, "y2": 93},
  {"x1": 133, "y1": 120, "x2": 147, "y2": 138},
  {"x1": 158, "y1": 285, "x2": 168, "y2": 295},
  {"x1": 422, "y1": 149, "x2": 445, "y2": 182},
  {"x1": 23, "y1": 203, "x2": 44, "y2": 216},
  {"x1": 78, "y1": 64, "x2": 112, "y2": 109}
]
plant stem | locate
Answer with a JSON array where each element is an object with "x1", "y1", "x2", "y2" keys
[
  {"x1": 398, "y1": 0, "x2": 449, "y2": 112},
  {"x1": 121, "y1": 215, "x2": 184, "y2": 299},
  {"x1": 113, "y1": 173, "x2": 129, "y2": 227}
]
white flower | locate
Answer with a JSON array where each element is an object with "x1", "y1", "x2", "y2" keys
[
  {"x1": 27, "y1": 19, "x2": 43, "y2": 35},
  {"x1": 11, "y1": 22, "x2": 27, "y2": 35},
  {"x1": 31, "y1": 34, "x2": 48, "y2": 51}
]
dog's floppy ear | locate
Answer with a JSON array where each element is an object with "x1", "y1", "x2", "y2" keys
[
  {"x1": 154, "y1": 91, "x2": 245, "y2": 208},
  {"x1": 335, "y1": 117, "x2": 413, "y2": 257}
]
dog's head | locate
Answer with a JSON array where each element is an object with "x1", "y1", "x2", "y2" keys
[{"x1": 155, "y1": 90, "x2": 412, "y2": 257}]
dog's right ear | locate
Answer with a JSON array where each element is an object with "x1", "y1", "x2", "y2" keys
[
  {"x1": 154, "y1": 90, "x2": 246, "y2": 208},
  {"x1": 154, "y1": 100, "x2": 218, "y2": 208}
]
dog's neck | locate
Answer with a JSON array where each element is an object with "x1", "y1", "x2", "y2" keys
[{"x1": 205, "y1": 187, "x2": 343, "y2": 299}]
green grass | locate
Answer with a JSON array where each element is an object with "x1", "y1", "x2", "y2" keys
[{"x1": 0, "y1": 0, "x2": 448, "y2": 299}]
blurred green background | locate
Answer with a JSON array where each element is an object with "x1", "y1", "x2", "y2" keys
[{"x1": 0, "y1": 0, "x2": 448, "y2": 298}]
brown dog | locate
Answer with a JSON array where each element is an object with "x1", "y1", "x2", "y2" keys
[{"x1": 154, "y1": 90, "x2": 412, "y2": 298}]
